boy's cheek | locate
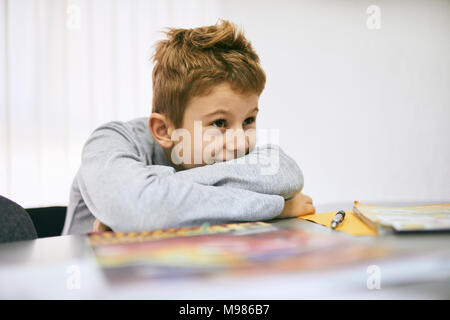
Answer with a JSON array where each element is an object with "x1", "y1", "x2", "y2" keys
[
  {"x1": 180, "y1": 146, "x2": 215, "y2": 168},
  {"x1": 173, "y1": 131, "x2": 255, "y2": 168},
  {"x1": 247, "y1": 132, "x2": 257, "y2": 153}
]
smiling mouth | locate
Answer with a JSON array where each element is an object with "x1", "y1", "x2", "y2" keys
[{"x1": 211, "y1": 148, "x2": 249, "y2": 163}]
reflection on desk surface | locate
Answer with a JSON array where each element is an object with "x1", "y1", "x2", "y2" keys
[
  {"x1": 0, "y1": 218, "x2": 449, "y2": 299},
  {"x1": 88, "y1": 221, "x2": 391, "y2": 284}
]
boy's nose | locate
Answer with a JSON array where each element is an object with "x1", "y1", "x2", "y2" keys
[{"x1": 224, "y1": 129, "x2": 249, "y2": 158}]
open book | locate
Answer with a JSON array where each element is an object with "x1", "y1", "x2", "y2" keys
[{"x1": 353, "y1": 201, "x2": 450, "y2": 232}]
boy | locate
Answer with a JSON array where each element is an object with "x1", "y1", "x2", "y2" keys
[{"x1": 62, "y1": 20, "x2": 315, "y2": 235}]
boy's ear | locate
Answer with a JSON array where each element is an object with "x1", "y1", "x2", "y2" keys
[{"x1": 149, "y1": 113, "x2": 175, "y2": 149}]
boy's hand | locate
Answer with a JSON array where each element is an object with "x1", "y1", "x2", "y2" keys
[
  {"x1": 93, "y1": 219, "x2": 112, "y2": 232},
  {"x1": 277, "y1": 192, "x2": 315, "y2": 218}
]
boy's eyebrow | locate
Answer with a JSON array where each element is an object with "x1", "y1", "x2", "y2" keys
[
  {"x1": 248, "y1": 107, "x2": 259, "y2": 115},
  {"x1": 203, "y1": 109, "x2": 230, "y2": 117},
  {"x1": 203, "y1": 107, "x2": 259, "y2": 117}
]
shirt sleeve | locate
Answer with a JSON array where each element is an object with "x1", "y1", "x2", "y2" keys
[
  {"x1": 172, "y1": 144, "x2": 304, "y2": 200},
  {"x1": 77, "y1": 124, "x2": 285, "y2": 232}
]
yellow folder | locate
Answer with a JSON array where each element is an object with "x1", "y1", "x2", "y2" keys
[{"x1": 299, "y1": 210, "x2": 378, "y2": 236}]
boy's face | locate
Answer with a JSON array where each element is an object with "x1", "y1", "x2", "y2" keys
[{"x1": 170, "y1": 82, "x2": 259, "y2": 170}]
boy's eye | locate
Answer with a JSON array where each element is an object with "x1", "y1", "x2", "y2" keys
[
  {"x1": 211, "y1": 119, "x2": 226, "y2": 128},
  {"x1": 210, "y1": 117, "x2": 255, "y2": 128},
  {"x1": 243, "y1": 117, "x2": 255, "y2": 126}
]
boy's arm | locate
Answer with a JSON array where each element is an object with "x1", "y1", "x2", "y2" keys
[
  {"x1": 78, "y1": 125, "x2": 285, "y2": 232},
  {"x1": 173, "y1": 144, "x2": 304, "y2": 200}
]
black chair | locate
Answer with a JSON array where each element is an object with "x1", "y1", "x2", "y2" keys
[
  {"x1": 0, "y1": 195, "x2": 37, "y2": 243},
  {"x1": 26, "y1": 206, "x2": 67, "y2": 238},
  {"x1": 0, "y1": 195, "x2": 67, "y2": 243}
]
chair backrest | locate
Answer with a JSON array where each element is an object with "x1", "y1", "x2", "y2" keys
[
  {"x1": 0, "y1": 195, "x2": 38, "y2": 243},
  {"x1": 26, "y1": 207, "x2": 67, "y2": 238}
]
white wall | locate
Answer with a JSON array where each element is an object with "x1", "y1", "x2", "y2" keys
[
  {"x1": 0, "y1": 0, "x2": 221, "y2": 207},
  {"x1": 221, "y1": 0, "x2": 450, "y2": 209}
]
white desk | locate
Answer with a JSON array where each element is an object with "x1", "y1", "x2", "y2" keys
[{"x1": 1, "y1": 217, "x2": 450, "y2": 299}]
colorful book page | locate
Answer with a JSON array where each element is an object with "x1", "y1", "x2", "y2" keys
[{"x1": 88, "y1": 222, "x2": 391, "y2": 281}]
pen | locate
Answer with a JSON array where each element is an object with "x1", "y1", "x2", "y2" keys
[{"x1": 331, "y1": 210, "x2": 346, "y2": 229}]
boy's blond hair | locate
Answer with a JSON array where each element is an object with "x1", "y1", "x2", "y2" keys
[{"x1": 151, "y1": 19, "x2": 266, "y2": 128}]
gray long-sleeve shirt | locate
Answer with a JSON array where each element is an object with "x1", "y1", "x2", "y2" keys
[{"x1": 62, "y1": 117, "x2": 304, "y2": 235}]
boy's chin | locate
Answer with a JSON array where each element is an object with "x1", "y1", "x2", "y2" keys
[
  {"x1": 181, "y1": 155, "x2": 245, "y2": 169},
  {"x1": 180, "y1": 162, "x2": 210, "y2": 170},
  {"x1": 180, "y1": 158, "x2": 221, "y2": 170}
]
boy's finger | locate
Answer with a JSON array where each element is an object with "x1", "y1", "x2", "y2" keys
[
  {"x1": 305, "y1": 204, "x2": 315, "y2": 214},
  {"x1": 93, "y1": 219, "x2": 101, "y2": 232},
  {"x1": 93, "y1": 219, "x2": 111, "y2": 232}
]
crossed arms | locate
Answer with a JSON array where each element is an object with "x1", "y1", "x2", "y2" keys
[{"x1": 80, "y1": 124, "x2": 311, "y2": 232}]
